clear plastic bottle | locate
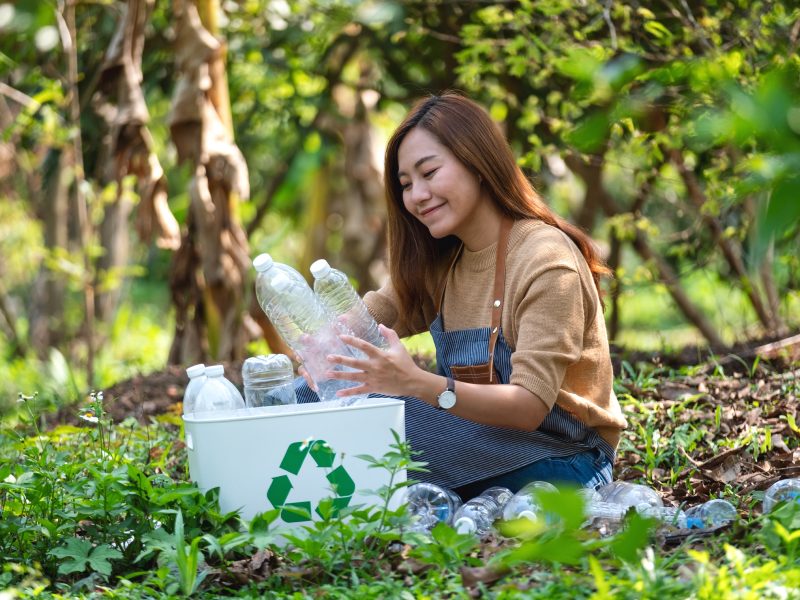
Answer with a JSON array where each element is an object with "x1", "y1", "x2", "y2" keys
[
  {"x1": 405, "y1": 483, "x2": 463, "y2": 532},
  {"x1": 253, "y1": 254, "x2": 366, "y2": 403},
  {"x1": 453, "y1": 486, "x2": 513, "y2": 536},
  {"x1": 584, "y1": 500, "x2": 628, "y2": 523},
  {"x1": 310, "y1": 259, "x2": 388, "y2": 349},
  {"x1": 193, "y1": 365, "x2": 245, "y2": 415},
  {"x1": 684, "y1": 499, "x2": 737, "y2": 529},
  {"x1": 206, "y1": 363, "x2": 245, "y2": 407},
  {"x1": 635, "y1": 503, "x2": 687, "y2": 528},
  {"x1": 597, "y1": 481, "x2": 664, "y2": 509},
  {"x1": 183, "y1": 363, "x2": 206, "y2": 415},
  {"x1": 242, "y1": 354, "x2": 297, "y2": 407},
  {"x1": 501, "y1": 481, "x2": 559, "y2": 522},
  {"x1": 763, "y1": 478, "x2": 800, "y2": 513}
]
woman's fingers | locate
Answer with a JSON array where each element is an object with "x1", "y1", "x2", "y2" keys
[
  {"x1": 298, "y1": 365, "x2": 318, "y2": 392},
  {"x1": 339, "y1": 333, "x2": 382, "y2": 357},
  {"x1": 336, "y1": 383, "x2": 370, "y2": 397},
  {"x1": 327, "y1": 352, "x2": 368, "y2": 370}
]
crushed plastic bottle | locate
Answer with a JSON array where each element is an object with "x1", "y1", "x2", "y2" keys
[
  {"x1": 579, "y1": 487, "x2": 603, "y2": 505},
  {"x1": 684, "y1": 499, "x2": 737, "y2": 529},
  {"x1": 763, "y1": 478, "x2": 800, "y2": 513},
  {"x1": 501, "y1": 481, "x2": 558, "y2": 522},
  {"x1": 405, "y1": 483, "x2": 463, "y2": 532},
  {"x1": 183, "y1": 363, "x2": 206, "y2": 415},
  {"x1": 310, "y1": 259, "x2": 388, "y2": 349},
  {"x1": 253, "y1": 254, "x2": 366, "y2": 404},
  {"x1": 584, "y1": 500, "x2": 628, "y2": 523},
  {"x1": 452, "y1": 486, "x2": 513, "y2": 536},
  {"x1": 597, "y1": 481, "x2": 664, "y2": 509},
  {"x1": 193, "y1": 364, "x2": 245, "y2": 415},
  {"x1": 635, "y1": 503, "x2": 687, "y2": 528},
  {"x1": 242, "y1": 354, "x2": 297, "y2": 407}
]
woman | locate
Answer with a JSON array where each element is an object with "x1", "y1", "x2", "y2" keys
[{"x1": 299, "y1": 92, "x2": 626, "y2": 500}]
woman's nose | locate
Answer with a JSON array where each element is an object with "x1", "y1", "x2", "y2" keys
[{"x1": 410, "y1": 180, "x2": 431, "y2": 203}]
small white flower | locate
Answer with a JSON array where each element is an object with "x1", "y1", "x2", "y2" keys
[
  {"x1": 79, "y1": 412, "x2": 99, "y2": 424},
  {"x1": 3, "y1": 474, "x2": 16, "y2": 484}
]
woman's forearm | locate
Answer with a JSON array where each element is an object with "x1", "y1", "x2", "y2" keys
[{"x1": 409, "y1": 369, "x2": 549, "y2": 432}]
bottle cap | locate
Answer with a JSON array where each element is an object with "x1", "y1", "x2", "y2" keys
[
  {"x1": 454, "y1": 517, "x2": 475, "y2": 534},
  {"x1": 186, "y1": 363, "x2": 206, "y2": 378},
  {"x1": 253, "y1": 254, "x2": 274, "y2": 272},
  {"x1": 310, "y1": 259, "x2": 331, "y2": 279},
  {"x1": 205, "y1": 364, "x2": 225, "y2": 377}
]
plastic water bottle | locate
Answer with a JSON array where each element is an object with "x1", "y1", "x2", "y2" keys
[
  {"x1": 242, "y1": 354, "x2": 297, "y2": 407},
  {"x1": 405, "y1": 483, "x2": 463, "y2": 532},
  {"x1": 193, "y1": 365, "x2": 245, "y2": 415},
  {"x1": 310, "y1": 259, "x2": 388, "y2": 349},
  {"x1": 452, "y1": 486, "x2": 513, "y2": 535},
  {"x1": 183, "y1": 363, "x2": 206, "y2": 415},
  {"x1": 207, "y1": 364, "x2": 245, "y2": 407},
  {"x1": 763, "y1": 478, "x2": 800, "y2": 513},
  {"x1": 253, "y1": 254, "x2": 366, "y2": 403},
  {"x1": 684, "y1": 499, "x2": 737, "y2": 529},
  {"x1": 501, "y1": 481, "x2": 558, "y2": 522},
  {"x1": 597, "y1": 481, "x2": 664, "y2": 509},
  {"x1": 584, "y1": 500, "x2": 692, "y2": 529},
  {"x1": 584, "y1": 500, "x2": 628, "y2": 523},
  {"x1": 635, "y1": 504, "x2": 687, "y2": 528}
]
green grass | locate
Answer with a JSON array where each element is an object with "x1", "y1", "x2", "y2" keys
[
  {"x1": 1, "y1": 380, "x2": 799, "y2": 598},
  {"x1": 614, "y1": 270, "x2": 800, "y2": 352}
]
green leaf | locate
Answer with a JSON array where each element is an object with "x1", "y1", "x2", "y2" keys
[
  {"x1": 609, "y1": 512, "x2": 653, "y2": 563},
  {"x1": 87, "y1": 544, "x2": 123, "y2": 577},
  {"x1": 566, "y1": 112, "x2": 609, "y2": 153},
  {"x1": 50, "y1": 537, "x2": 93, "y2": 574},
  {"x1": 538, "y1": 488, "x2": 586, "y2": 530}
]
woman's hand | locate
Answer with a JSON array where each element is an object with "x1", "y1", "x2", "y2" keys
[
  {"x1": 326, "y1": 325, "x2": 425, "y2": 397},
  {"x1": 297, "y1": 365, "x2": 318, "y2": 392}
]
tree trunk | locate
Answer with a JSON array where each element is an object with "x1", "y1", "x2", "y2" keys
[
  {"x1": 669, "y1": 148, "x2": 779, "y2": 333},
  {"x1": 332, "y1": 78, "x2": 386, "y2": 293},
  {"x1": 167, "y1": 0, "x2": 250, "y2": 364},
  {"x1": 565, "y1": 153, "x2": 728, "y2": 352},
  {"x1": 93, "y1": 0, "x2": 180, "y2": 322}
]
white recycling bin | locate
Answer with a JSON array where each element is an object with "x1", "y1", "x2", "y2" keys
[{"x1": 183, "y1": 396, "x2": 406, "y2": 531}]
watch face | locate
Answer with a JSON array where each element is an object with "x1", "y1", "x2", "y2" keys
[{"x1": 438, "y1": 390, "x2": 457, "y2": 410}]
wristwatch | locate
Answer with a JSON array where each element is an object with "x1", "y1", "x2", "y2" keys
[{"x1": 436, "y1": 376, "x2": 457, "y2": 410}]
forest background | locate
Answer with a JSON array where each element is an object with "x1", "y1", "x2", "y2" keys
[
  {"x1": 1, "y1": 1, "x2": 800, "y2": 597},
  {"x1": 1, "y1": 0, "x2": 799, "y2": 408}
]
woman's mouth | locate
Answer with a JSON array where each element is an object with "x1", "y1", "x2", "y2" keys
[{"x1": 419, "y1": 203, "x2": 444, "y2": 217}]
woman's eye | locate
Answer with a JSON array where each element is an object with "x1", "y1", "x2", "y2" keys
[
  {"x1": 400, "y1": 182, "x2": 411, "y2": 191},
  {"x1": 423, "y1": 168, "x2": 438, "y2": 178}
]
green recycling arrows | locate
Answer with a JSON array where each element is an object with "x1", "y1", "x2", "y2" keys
[{"x1": 266, "y1": 439, "x2": 355, "y2": 522}]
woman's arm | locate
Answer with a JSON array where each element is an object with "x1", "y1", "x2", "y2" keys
[{"x1": 326, "y1": 325, "x2": 550, "y2": 432}]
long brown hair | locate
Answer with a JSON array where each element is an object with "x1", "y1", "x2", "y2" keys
[{"x1": 384, "y1": 92, "x2": 610, "y2": 329}]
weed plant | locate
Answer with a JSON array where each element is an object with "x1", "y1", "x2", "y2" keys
[{"x1": 1, "y1": 381, "x2": 799, "y2": 598}]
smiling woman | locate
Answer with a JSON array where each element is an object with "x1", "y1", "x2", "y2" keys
[{"x1": 295, "y1": 92, "x2": 627, "y2": 500}]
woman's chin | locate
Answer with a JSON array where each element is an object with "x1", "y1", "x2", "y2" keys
[{"x1": 425, "y1": 223, "x2": 452, "y2": 239}]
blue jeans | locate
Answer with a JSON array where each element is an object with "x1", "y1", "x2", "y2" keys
[{"x1": 453, "y1": 448, "x2": 612, "y2": 501}]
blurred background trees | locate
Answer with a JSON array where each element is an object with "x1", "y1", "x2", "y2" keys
[{"x1": 1, "y1": 0, "x2": 798, "y2": 410}]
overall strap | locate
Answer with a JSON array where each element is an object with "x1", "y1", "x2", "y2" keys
[
  {"x1": 434, "y1": 217, "x2": 514, "y2": 383},
  {"x1": 487, "y1": 216, "x2": 512, "y2": 382}
]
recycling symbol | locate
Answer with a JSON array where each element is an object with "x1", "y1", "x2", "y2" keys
[{"x1": 266, "y1": 439, "x2": 355, "y2": 522}]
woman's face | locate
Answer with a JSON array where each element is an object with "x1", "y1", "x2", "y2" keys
[{"x1": 397, "y1": 127, "x2": 497, "y2": 250}]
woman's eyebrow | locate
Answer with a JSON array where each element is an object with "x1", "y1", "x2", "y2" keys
[{"x1": 398, "y1": 154, "x2": 438, "y2": 178}]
